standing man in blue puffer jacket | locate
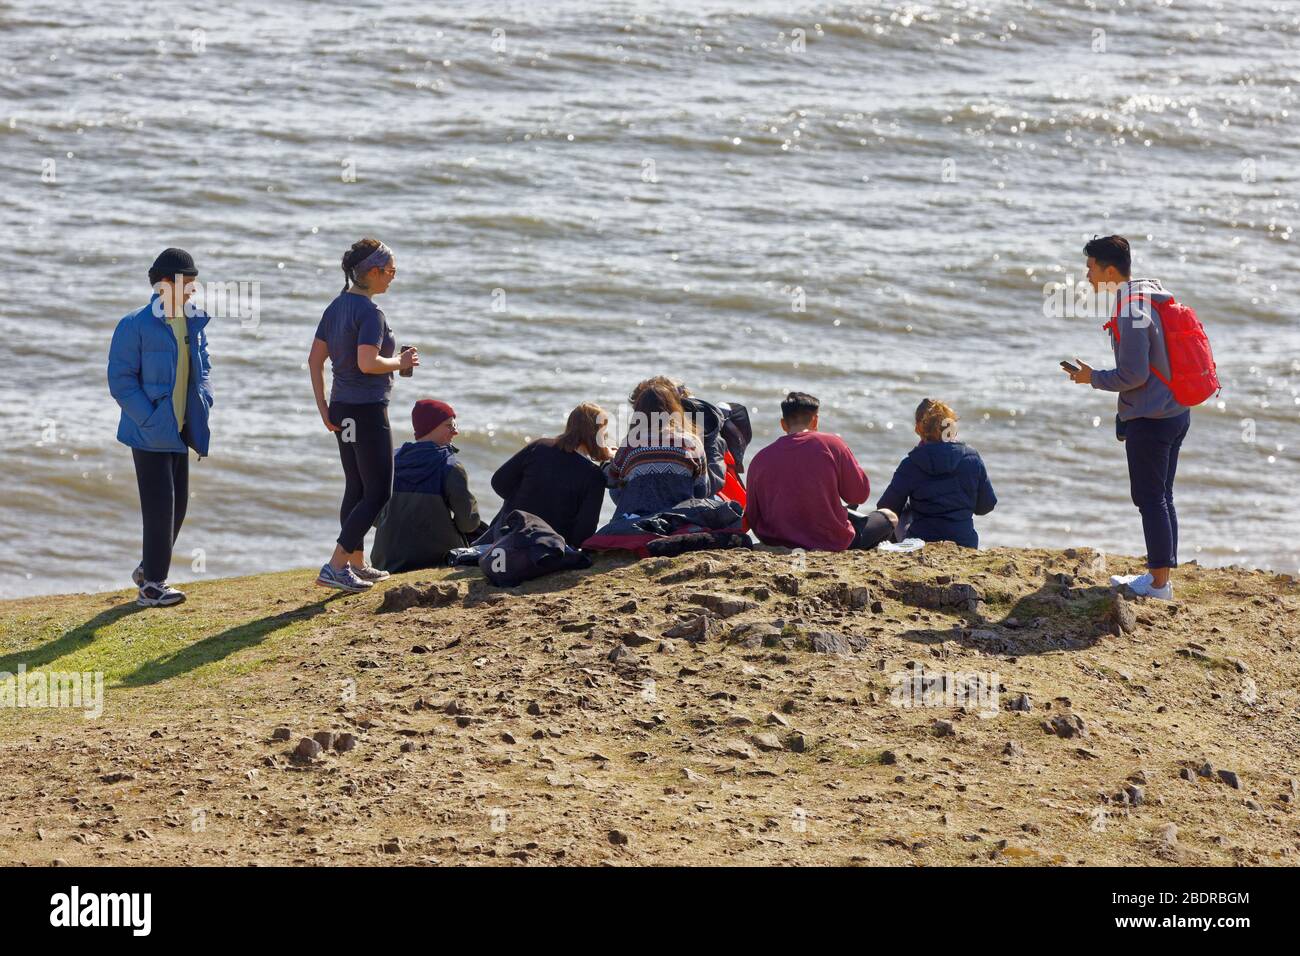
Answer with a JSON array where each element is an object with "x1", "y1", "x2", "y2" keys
[{"x1": 107, "y1": 248, "x2": 214, "y2": 607}]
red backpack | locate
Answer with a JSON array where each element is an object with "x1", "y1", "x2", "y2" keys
[{"x1": 1103, "y1": 293, "x2": 1221, "y2": 407}]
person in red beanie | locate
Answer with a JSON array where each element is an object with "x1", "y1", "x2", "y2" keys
[{"x1": 370, "y1": 399, "x2": 486, "y2": 572}]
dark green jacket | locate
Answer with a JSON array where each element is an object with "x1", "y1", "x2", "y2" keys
[{"x1": 371, "y1": 442, "x2": 482, "y2": 572}]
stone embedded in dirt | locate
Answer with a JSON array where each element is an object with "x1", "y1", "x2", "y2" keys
[
  {"x1": 658, "y1": 560, "x2": 718, "y2": 585},
  {"x1": 334, "y1": 733, "x2": 357, "y2": 753},
  {"x1": 1157, "y1": 823, "x2": 1179, "y2": 845},
  {"x1": 378, "y1": 581, "x2": 461, "y2": 613},
  {"x1": 1176, "y1": 647, "x2": 1211, "y2": 662},
  {"x1": 399, "y1": 741, "x2": 415, "y2": 753},
  {"x1": 410, "y1": 644, "x2": 431, "y2": 654},
  {"x1": 806, "y1": 631, "x2": 871, "y2": 655},
  {"x1": 100, "y1": 772, "x2": 135, "y2": 784},
  {"x1": 931, "y1": 719, "x2": 956, "y2": 738},
  {"x1": 381, "y1": 837, "x2": 404, "y2": 854},
  {"x1": 1179, "y1": 767, "x2": 1196, "y2": 782},
  {"x1": 1217, "y1": 769, "x2": 1242, "y2": 789},
  {"x1": 682, "y1": 768, "x2": 705, "y2": 783},
  {"x1": 313, "y1": 731, "x2": 337, "y2": 750},
  {"x1": 1042, "y1": 714, "x2": 1087, "y2": 739},
  {"x1": 766, "y1": 711, "x2": 791, "y2": 728},
  {"x1": 686, "y1": 592, "x2": 759, "y2": 618},
  {"x1": 723, "y1": 740, "x2": 755, "y2": 760},
  {"x1": 880, "y1": 750, "x2": 898, "y2": 765},
  {"x1": 1002, "y1": 740, "x2": 1024, "y2": 757},
  {"x1": 897, "y1": 580, "x2": 983, "y2": 612},
  {"x1": 1102, "y1": 593, "x2": 1138, "y2": 636},
  {"x1": 750, "y1": 732, "x2": 782, "y2": 752},
  {"x1": 870, "y1": 599, "x2": 885, "y2": 614},
  {"x1": 501, "y1": 732, "x2": 516, "y2": 745},
  {"x1": 607, "y1": 830, "x2": 629, "y2": 846},
  {"x1": 617, "y1": 599, "x2": 638, "y2": 613},
  {"x1": 772, "y1": 573, "x2": 800, "y2": 596},
  {"x1": 270, "y1": 727, "x2": 292, "y2": 741},
  {"x1": 727, "y1": 621, "x2": 783, "y2": 649},
  {"x1": 821, "y1": 583, "x2": 872, "y2": 610},
  {"x1": 785, "y1": 734, "x2": 808, "y2": 753},
  {"x1": 526, "y1": 701, "x2": 542, "y2": 716},
  {"x1": 1196, "y1": 762, "x2": 1216, "y2": 779},
  {"x1": 1009, "y1": 694, "x2": 1032, "y2": 712},
  {"x1": 294, "y1": 738, "x2": 322, "y2": 760},
  {"x1": 1120, "y1": 784, "x2": 1144, "y2": 805},
  {"x1": 661, "y1": 614, "x2": 714, "y2": 642},
  {"x1": 608, "y1": 643, "x2": 640, "y2": 665},
  {"x1": 618, "y1": 630, "x2": 655, "y2": 648}
]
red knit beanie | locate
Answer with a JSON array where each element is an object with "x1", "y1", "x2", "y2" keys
[{"x1": 412, "y1": 399, "x2": 455, "y2": 438}]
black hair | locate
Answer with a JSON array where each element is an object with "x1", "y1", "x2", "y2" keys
[
  {"x1": 1083, "y1": 234, "x2": 1131, "y2": 277},
  {"x1": 781, "y1": 391, "x2": 820, "y2": 426},
  {"x1": 341, "y1": 237, "x2": 384, "y2": 293}
]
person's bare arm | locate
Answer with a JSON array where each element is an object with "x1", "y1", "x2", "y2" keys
[
  {"x1": 357, "y1": 343, "x2": 418, "y2": 375},
  {"x1": 307, "y1": 338, "x2": 338, "y2": 433}
]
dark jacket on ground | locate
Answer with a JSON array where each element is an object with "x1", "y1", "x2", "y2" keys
[
  {"x1": 876, "y1": 440, "x2": 996, "y2": 548},
  {"x1": 484, "y1": 441, "x2": 606, "y2": 548},
  {"x1": 480, "y1": 510, "x2": 592, "y2": 587},
  {"x1": 371, "y1": 442, "x2": 481, "y2": 571}
]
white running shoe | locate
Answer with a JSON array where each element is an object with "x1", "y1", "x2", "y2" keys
[
  {"x1": 352, "y1": 564, "x2": 390, "y2": 583},
  {"x1": 1110, "y1": 572, "x2": 1152, "y2": 589},
  {"x1": 1111, "y1": 572, "x2": 1173, "y2": 601}
]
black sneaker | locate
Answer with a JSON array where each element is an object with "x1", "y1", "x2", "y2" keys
[{"x1": 138, "y1": 581, "x2": 186, "y2": 607}]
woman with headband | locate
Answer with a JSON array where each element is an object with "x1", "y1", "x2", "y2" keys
[{"x1": 307, "y1": 237, "x2": 419, "y2": 592}]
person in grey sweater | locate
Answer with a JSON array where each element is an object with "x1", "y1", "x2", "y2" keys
[{"x1": 1065, "y1": 235, "x2": 1190, "y2": 601}]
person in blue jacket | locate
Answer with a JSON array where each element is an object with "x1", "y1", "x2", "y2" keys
[
  {"x1": 107, "y1": 248, "x2": 213, "y2": 607},
  {"x1": 875, "y1": 398, "x2": 996, "y2": 548}
]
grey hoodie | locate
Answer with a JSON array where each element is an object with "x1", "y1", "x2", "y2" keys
[{"x1": 1089, "y1": 277, "x2": 1188, "y2": 421}]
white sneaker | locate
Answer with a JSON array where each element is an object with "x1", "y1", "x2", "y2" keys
[
  {"x1": 1112, "y1": 572, "x2": 1173, "y2": 601},
  {"x1": 1110, "y1": 572, "x2": 1152, "y2": 589}
]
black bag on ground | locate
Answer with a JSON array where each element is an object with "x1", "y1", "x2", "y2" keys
[{"x1": 478, "y1": 510, "x2": 592, "y2": 587}]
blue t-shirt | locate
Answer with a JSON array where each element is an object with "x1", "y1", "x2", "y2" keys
[{"x1": 314, "y1": 292, "x2": 396, "y2": 405}]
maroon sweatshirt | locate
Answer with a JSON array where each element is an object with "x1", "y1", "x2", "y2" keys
[{"x1": 745, "y1": 430, "x2": 871, "y2": 552}]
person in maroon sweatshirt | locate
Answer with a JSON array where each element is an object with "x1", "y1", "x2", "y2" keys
[{"x1": 745, "y1": 392, "x2": 897, "y2": 552}]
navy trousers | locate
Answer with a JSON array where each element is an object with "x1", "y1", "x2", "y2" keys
[{"x1": 1124, "y1": 411, "x2": 1191, "y2": 570}]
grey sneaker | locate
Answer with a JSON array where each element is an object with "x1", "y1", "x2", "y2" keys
[
  {"x1": 352, "y1": 564, "x2": 390, "y2": 583},
  {"x1": 316, "y1": 563, "x2": 371, "y2": 593},
  {"x1": 138, "y1": 581, "x2": 185, "y2": 607}
]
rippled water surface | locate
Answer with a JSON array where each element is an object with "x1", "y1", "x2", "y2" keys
[{"x1": 1, "y1": 0, "x2": 1297, "y2": 596}]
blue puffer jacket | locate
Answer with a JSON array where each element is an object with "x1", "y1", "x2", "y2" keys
[
  {"x1": 876, "y1": 441, "x2": 996, "y2": 548},
  {"x1": 107, "y1": 295, "x2": 213, "y2": 456}
]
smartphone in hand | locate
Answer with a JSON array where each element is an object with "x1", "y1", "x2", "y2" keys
[{"x1": 1060, "y1": 360, "x2": 1080, "y2": 374}]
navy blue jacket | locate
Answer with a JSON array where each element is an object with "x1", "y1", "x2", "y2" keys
[{"x1": 876, "y1": 441, "x2": 996, "y2": 548}]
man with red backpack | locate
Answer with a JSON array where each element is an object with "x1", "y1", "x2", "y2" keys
[{"x1": 1064, "y1": 235, "x2": 1218, "y2": 601}]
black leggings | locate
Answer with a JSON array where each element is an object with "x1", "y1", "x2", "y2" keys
[
  {"x1": 132, "y1": 444, "x2": 189, "y2": 583},
  {"x1": 330, "y1": 401, "x2": 393, "y2": 554}
]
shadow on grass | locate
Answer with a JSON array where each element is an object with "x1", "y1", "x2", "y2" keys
[
  {"x1": 896, "y1": 583, "x2": 1115, "y2": 658},
  {"x1": 117, "y1": 596, "x2": 336, "y2": 688},
  {"x1": 0, "y1": 601, "x2": 145, "y2": 673}
]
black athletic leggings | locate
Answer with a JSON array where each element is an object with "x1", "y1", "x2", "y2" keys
[
  {"x1": 330, "y1": 401, "x2": 393, "y2": 554},
  {"x1": 132, "y1": 442, "x2": 189, "y2": 583}
]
